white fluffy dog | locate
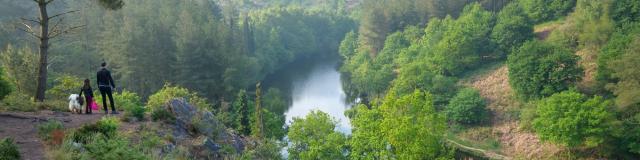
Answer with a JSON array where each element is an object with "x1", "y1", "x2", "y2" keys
[{"x1": 68, "y1": 94, "x2": 83, "y2": 114}]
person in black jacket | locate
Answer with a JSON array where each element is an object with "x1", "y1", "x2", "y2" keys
[
  {"x1": 97, "y1": 62, "x2": 118, "y2": 114},
  {"x1": 79, "y1": 79, "x2": 93, "y2": 114}
]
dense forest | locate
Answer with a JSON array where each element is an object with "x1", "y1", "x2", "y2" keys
[{"x1": 0, "y1": 0, "x2": 639, "y2": 159}]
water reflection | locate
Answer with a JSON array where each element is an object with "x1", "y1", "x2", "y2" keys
[{"x1": 263, "y1": 57, "x2": 353, "y2": 134}]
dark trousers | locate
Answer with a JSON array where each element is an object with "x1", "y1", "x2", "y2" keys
[
  {"x1": 99, "y1": 86, "x2": 115, "y2": 112},
  {"x1": 85, "y1": 96, "x2": 93, "y2": 113}
]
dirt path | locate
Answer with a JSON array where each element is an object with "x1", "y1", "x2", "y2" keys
[
  {"x1": 447, "y1": 139, "x2": 511, "y2": 160},
  {"x1": 0, "y1": 110, "x2": 118, "y2": 160}
]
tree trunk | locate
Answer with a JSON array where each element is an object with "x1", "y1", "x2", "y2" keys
[{"x1": 34, "y1": 0, "x2": 49, "y2": 102}]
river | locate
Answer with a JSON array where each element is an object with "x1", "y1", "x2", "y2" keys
[
  {"x1": 264, "y1": 57, "x2": 486, "y2": 159},
  {"x1": 263, "y1": 57, "x2": 353, "y2": 134}
]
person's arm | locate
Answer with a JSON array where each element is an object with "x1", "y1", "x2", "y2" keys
[
  {"x1": 97, "y1": 72, "x2": 101, "y2": 87},
  {"x1": 79, "y1": 88, "x2": 83, "y2": 97},
  {"x1": 108, "y1": 71, "x2": 116, "y2": 88}
]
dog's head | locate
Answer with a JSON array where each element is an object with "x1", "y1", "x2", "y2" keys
[{"x1": 68, "y1": 94, "x2": 79, "y2": 102}]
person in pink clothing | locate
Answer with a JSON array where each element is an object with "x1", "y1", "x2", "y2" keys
[{"x1": 79, "y1": 79, "x2": 94, "y2": 114}]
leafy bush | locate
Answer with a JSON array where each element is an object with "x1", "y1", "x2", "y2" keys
[
  {"x1": 532, "y1": 91, "x2": 614, "y2": 148},
  {"x1": 84, "y1": 135, "x2": 147, "y2": 160},
  {"x1": 96, "y1": 90, "x2": 145, "y2": 119},
  {"x1": 446, "y1": 88, "x2": 488, "y2": 125},
  {"x1": 71, "y1": 117, "x2": 119, "y2": 143},
  {"x1": 519, "y1": 0, "x2": 576, "y2": 23},
  {"x1": 603, "y1": 32, "x2": 640, "y2": 108},
  {"x1": 146, "y1": 84, "x2": 211, "y2": 112},
  {"x1": 507, "y1": 40, "x2": 583, "y2": 100},
  {"x1": 0, "y1": 92, "x2": 36, "y2": 112},
  {"x1": 36, "y1": 100, "x2": 69, "y2": 112},
  {"x1": 622, "y1": 113, "x2": 640, "y2": 154},
  {"x1": 0, "y1": 45, "x2": 38, "y2": 97},
  {"x1": 0, "y1": 138, "x2": 20, "y2": 160},
  {"x1": 491, "y1": 2, "x2": 534, "y2": 57},
  {"x1": 151, "y1": 108, "x2": 175, "y2": 122},
  {"x1": 37, "y1": 120, "x2": 64, "y2": 141},
  {"x1": 46, "y1": 75, "x2": 83, "y2": 100},
  {"x1": 0, "y1": 67, "x2": 11, "y2": 100},
  {"x1": 241, "y1": 139, "x2": 284, "y2": 160},
  {"x1": 288, "y1": 110, "x2": 347, "y2": 160}
]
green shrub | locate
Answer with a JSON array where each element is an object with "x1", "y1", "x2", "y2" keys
[
  {"x1": 519, "y1": 0, "x2": 576, "y2": 23},
  {"x1": 72, "y1": 117, "x2": 119, "y2": 143},
  {"x1": 0, "y1": 67, "x2": 11, "y2": 100},
  {"x1": 46, "y1": 75, "x2": 83, "y2": 100},
  {"x1": 507, "y1": 40, "x2": 583, "y2": 101},
  {"x1": 37, "y1": 120, "x2": 64, "y2": 141},
  {"x1": 36, "y1": 100, "x2": 69, "y2": 112},
  {"x1": 0, "y1": 92, "x2": 36, "y2": 112},
  {"x1": 446, "y1": 88, "x2": 488, "y2": 124},
  {"x1": 84, "y1": 135, "x2": 147, "y2": 160},
  {"x1": 95, "y1": 90, "x2": 145, "y2": 119},
  {"x1": 146, "y1": 84, "x2": 211, "y2": 112},
  {"x1": 241, "y1": 139, "x2": 284, "y2": 160},
  {"x1": 0, "y1": 138, "x2": 20, "y2": 160},
  {"x1": 100, "y1": 90, "x2": 145, "y2": 119},
  {"x1": 532, "y1": 91, "x2": 614, "y2": 148},
  {"x1": 151, "y1": 108, "x2": 175, "y2": 122}
]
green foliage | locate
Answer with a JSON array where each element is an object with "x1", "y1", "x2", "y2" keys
[
  {"x1": 96, "y1": 90, "x2": 144, "y2": 119},
  {"x1": 507, "y1": 40, "x2": 583, "y2": 100},
  {"x1": 379, "y1": 90, "x2": 449, "y2": 159},
  {"x1": 621, "y1": 113, "x2": 640, "y2": 154},
  {"x1": 218, "y1": 89, "x2": 253, "y2": 135},
  {"x1": 605, "y1": 35, "x2": 640, "y2": 108},
  {"x1": 349, "y1": 104, "x2": 385, "y2": 159},
  {"x1": 431, "y1": 3, "x2": 495, "y2": 75},
  {"x1": 259, "y1": 108, "x2": 286, "y2": 140},
  {"x1": 446, "y1": 88, "x2": 488, "y2": 125},
  {"x1": 37, "y1": 120, "x2": 64, "y2": 141},
  {"x1": 532, "y1": 91, "x2": 614, "y2": 148},
  {"x1": 571, "y1": 0, "x2": 615, "y2": 48},
  {"x1": 0, "y1": 45, "x2": 38, "y2": 97},
  {"x1": 611, "y1": 0, "x2": 640, "y2": 24},
  {"x1": 46, "y1": 75, "x2": 83, "y2": 99},
  {"x1": 146, "y1": 84, "x2": 211, "y2": 112},
  {"x1": 0, "y1": 92, "x2": 37, "y2": 112},
  {"x1": 240, "y1": 139, "x2": 283, "y2": 160},
  {"x1": 71, "y1": 117, "x2": 119, "y2": 143},
  {"x1": 350, "y1": 90, "x2": 451, "y2": 159},
  {"x1": 339, "y1": 31, "x2": 358, "y2": 60},
  {"x1": 150, "y1": 108, "x2": 175, "y2": 122},
  {"x1": 0, "y1": 67, "x2": 11, "y2": 100},
  {"x1": 84, "y1": 135, "x2": 147, "y2": 160},
  {"x1": 596, "y1": 23, "x2": 640, "y2": 85},
  {"x1": 288, "y1": 110, "x2": 348, "y2": 160},
  {"x1": 262, "y1": 88, "x2": 287, "y2": 115},
  {"x1": 0, "y1": 138, "x2": 20, "y2": 160},
  {"x1": 519, "y1": 0, "x2": 576, "y2": 23},
  {"x1": 491, "y1": 2, "x2": 534, "y2": 57}
]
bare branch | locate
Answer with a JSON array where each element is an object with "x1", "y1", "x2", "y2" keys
[
  {"x1": 49, "y1": 16, "x2": 64, "y2": 35},
  {"x1": 16, "y1": 26, "x2": 41, "y2": 39},
  {"x1": 20, "y1": 17, "x2": 40, "y2": 24},
  {"x1": 45, "y1": 0, "x2": 55, "y2": 5},
  {"x1": 48, "y1": 10, "x2": 79, "y2": 20},
  {"x1": 50, "y1": 25, "x2": 86, "y2": 39}
]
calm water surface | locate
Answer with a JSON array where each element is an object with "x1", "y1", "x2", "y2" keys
[{"x1": 263, "y1": 57, "x2": 352, "y2": 134}]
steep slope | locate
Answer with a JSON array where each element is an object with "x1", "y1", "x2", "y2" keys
[{"x1": 460, "y1": 65, "x2": 564, "y2": 159}]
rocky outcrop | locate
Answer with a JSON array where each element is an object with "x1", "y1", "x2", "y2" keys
[{"x1": 163, "y1": 98, "x2": 247, "y2": 159}]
